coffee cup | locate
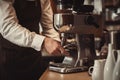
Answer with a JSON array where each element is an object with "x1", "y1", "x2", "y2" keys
[{"x1": 88, "y1": 59, "x2": 106, "y2": 80}]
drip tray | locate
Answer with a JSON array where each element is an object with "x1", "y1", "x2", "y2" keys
[{"x1": 49, "y1": 62, "x2": 88, "y2": 74}]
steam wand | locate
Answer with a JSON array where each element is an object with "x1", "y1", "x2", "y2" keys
[{"x1": 74, "y1": 34, "x2": 82, "y2": 67}]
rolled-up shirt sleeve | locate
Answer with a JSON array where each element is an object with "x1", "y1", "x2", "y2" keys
[
  {"x1": 40, "y1": 0, "x2": 61, "y2": 42},
  {"x1": 0, "y1": 1, "x2": 45, "y2": 51}
]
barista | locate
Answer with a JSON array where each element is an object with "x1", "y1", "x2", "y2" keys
[{"x1": 0, "y1": 0, "x2": 68, "y2": 80}]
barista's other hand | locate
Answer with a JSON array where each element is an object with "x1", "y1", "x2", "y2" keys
[{"x1": 42, "y1": 37, "x2": 69, "y2": 56}]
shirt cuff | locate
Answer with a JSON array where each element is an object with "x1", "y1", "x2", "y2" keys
[{"x1": 31, "y1": 34, "x2": 45, "y2": 51}]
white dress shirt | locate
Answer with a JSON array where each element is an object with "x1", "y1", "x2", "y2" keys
[{"x1": 0, "y1": 0, "x2": 60, "y2": 51}]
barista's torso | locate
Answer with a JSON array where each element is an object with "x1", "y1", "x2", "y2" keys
[
  {"x1": 13, "y1": 0, "x2": 41, "y2": 33},
  {"x1": 0, "y1": 0, "x2": 41, "y2": 51}
]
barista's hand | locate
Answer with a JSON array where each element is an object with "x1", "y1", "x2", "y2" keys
[{"x1": 42, "y1": 37, "x2": 69, "y2": 56}]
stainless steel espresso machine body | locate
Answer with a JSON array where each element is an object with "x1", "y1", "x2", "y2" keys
[
  {"x1": 54, "y1": 13, "x2": 103, "y2": 36},
  {"x1": 49, "y1": 0, "x2": 104, "y2": 73}
]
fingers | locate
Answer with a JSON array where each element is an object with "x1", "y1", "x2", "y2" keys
[
  {"x1": 51, "y1": 49, "x2": 61, "y2": 56},
  {"x1": 43, "y1": 37, "x2": 69, "y2": 56},
  {"x1": 51, "y1": 46, "x2": 70, "y2": 56},
  {"x1": 59, "y1": 47, "x2": 70, "y2": 56}
]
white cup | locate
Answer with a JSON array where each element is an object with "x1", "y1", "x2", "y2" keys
[{"x1": 88, "y1": 59, "x2": 106, "y2": 80}]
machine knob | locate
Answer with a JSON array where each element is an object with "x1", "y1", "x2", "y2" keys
[{"x1": 85, "y1": 16, "x2": 99, "y2": 28}]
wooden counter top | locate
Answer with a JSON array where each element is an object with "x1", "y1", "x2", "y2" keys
[{"x1": 39, "y1": 68, "x2": 92, "y2": 80}]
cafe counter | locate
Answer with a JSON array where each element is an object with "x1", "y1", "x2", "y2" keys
[{"x1": 39, "y1": 68, "x2": 92, "y2": 80}]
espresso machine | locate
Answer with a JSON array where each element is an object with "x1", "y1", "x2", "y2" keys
[{"x1": 49, "y1": 0, "x2": 104, "y2": 73}]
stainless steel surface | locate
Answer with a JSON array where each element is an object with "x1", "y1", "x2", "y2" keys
[
  {"x1": 105, "y1": 8, "x2": 120, "y2": 21},
  {"x1": 53, "y1": 13, "x2": 73, "y2": 32},
  {"x1": 49, "y1": 66, "x2": 88, "y2": 73},
  {"x1": 49, "y1": 60, "x2": 88, "y2": 73}
]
